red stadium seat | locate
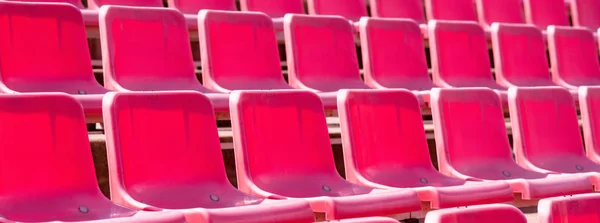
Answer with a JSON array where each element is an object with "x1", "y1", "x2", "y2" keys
[
  {"x1": 580, "y1": 86, "x2": 600, "y2": 164},
  {"x1": 509, "y1": 87, "x2": 600, "y2": 188},
  {"x1": 239, "y1": 0, "x2": 304, "y2": 30},
  {"x1": 0, "y1": 1, "x2": 108, "y2": 122},
  {"x1": 571, "y1": 0, "x2": 600, "y2": 30},
  {"x1": 431, "y1": 88, "x2": 594, "y2": 199},
  {"x1": 0, "y1": 93, "x2": 186, "y2": 223},
  {"x1": 284, "y1": 14, "x2": 369, "y2": 109},
  {"x1": 425, "y1": 0, "x2": 478, "y2": 22},
  {"x1": 327, "y1": 217, "x2": 400, "y2": 223},
  {"x1": 548, "y1": 26, "x2": 600, "y2": 89},
  {"x1": 88, "y1": 0, "x2": 162, "y2": 9},
  {"x1": 103, "y1": 91, "x2": 315, "y2": 223},
  {"x1": 5, "y1": 0, "x2": 99, "y2": 25},
  {"x1": 230, "y1": 90, "x2": 422, "y2": 220},
  {"x1": 523, "y1": 0, "x2": 569, "y2": 29},
  {"x1": 99, "y1": 6, "x2": 228, "y2": 111},
  {"x1": 198, "y1": 10, "x2": 291, "y2": 93},
  {"x1": 424, "y1": 204, "x2": 527, "y2": 223},
  {"x1": 306, "y1": 0, "x2": 367, "y2": 23},
  {"x1": 539, "y1": 193, "x2": 600, "y2": 223},
  {"x1": 429, "y1": 21, "x2": 508, "y2": 103},
  {"x1": 359, "y1": 18, "x2": 435, "y2": 104},
  {"x1": 337, "y1": 89, "x2": 513, "y2": 209},
  {"x1": 167, "y1": 0, "x2": 236, "y2": 28},
  {"x1": 368, "y1": 0, "x2": 428, "y2": 35},
  {"x1": 475, "y1": 0, "x2": 524, "y2": 28}
]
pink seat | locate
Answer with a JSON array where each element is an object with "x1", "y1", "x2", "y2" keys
[
  {"x1": 523, "y1": 0, "x2": 569, "y2": 29},
  {"x1": 103, "y1": 91, "x2": 314, "y2": 223},
  {"x1": 230, "y1": 90, "x2": 421, "y2": 220},
  {"x1": 327, "y1": 217, "x2": 400, "y2": 223},
  {"x1": 359, "y1": 18, "x2": 435, "y2": 104},
  {"x1": 475, "y1": 0, "x2": 525, "y2": 28},
  {"x1": 425, "y1": 0, "x2": 478, "y2": 22},
  {"x1": 337, "y1": 89, "x2": 513, "y2": 209},
  {"x1": 428, "y1": 21, "x2": 508, "y2": 103},
  {"x1": 580, "y1": 86, "x2": 600, "y2": 164},
  {"x1": 571, "y1": 0, "x2": 600, "y2": 30},
  {"x1": 424, "y1": 204, "x2": 527, "y2": 223},
  {"x1": 539, "y1": 193, "x2": 600, "y2": 223},
  {"x1": 0, "y1": 1, "x2": 108, "y2": 122},
  {"x1": 547, "y1": 26, "x2": 600, "y2": 89},
  {"x1": 368, "y1": 0, "x2": 428, "y2": 36},
  {"x1": 508, "y1": 87, "x2": 600, "y2": 188},
  {"x1": 239, "y1": 0, "x2": 304, "y2": 30},
  {"x1": 167, "y1": 0, "x2": 236, "y2": 28},
  {"x1": 5, "y1": 0, "x2": 99, "y2": 25},
  {"x1": 99, "y1": 6, "x2": 228, "y2": 111},
  {"x1": 0, "y1": 93, "x2": 186, "y2": 223},
  {"x1": 88, "y1": 0, "x2": 162, "y2": 9},
  {"x1": 284, "y1": 14, "x2": 369, "y2": 109},
  {"x1": 198, "y1": 10, "x2": 291, "y2": 94},
  {"x1": 306, "y1": 0, "x2": 367, "y2": 23},
  {"x1": 431, "y1": 88, "x2": 594, "y2": 199}
]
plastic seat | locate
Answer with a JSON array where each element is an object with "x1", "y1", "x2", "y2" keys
[
  {"x1": 368, "y1": 0, "x2": 428, "y2": 36},
  {"x1": 428, "y1": 21, "x2": 508, "y2": 103},
  {"x1": 424, "y1": 204, "x2": 527, "y2": 223},
  {"x1": 580, "y1": 86, "x2": 600, "y2": 164},
  {"x1": 103, "y1": 91, "x2": 314, "y2": 223},
  {"x1": 88, "y1": 0, "x2": 162, "y2": 9},
  {"x1": 306, "y1": 0, "x2": 367, "y2": 23},
  {"x1": 431, "y1": 88, "x2": 594, "y2": 199},
  {"x1": 338, "y1": 89, "x2": 513, "y2": 209},
  {"x1": 168, "y1": 0, "x2": 236, "y2": 28},
  {"x1": 4, "y1": 0, "x2": 100, "y2": 25},
  {"x1": 508, "y1": 87, "x2": 600, "y2": 188},
  {"x1": 0, "y1": 93, "x2": 187, "y2": 223},
  {"x1": 425, "y1": 0, "x2": 478, "y2": 22},
  {"x1": 99, "y1": 6, "x2": 228, "y2": 111},
  {"x1": 230, "y1": 90, "x2": 422, "y2": 220},
  {"x1": 0, "y1": 1, "x2": 108, "y2": 122},
  {"x1": 327, "y1": 217, "x2": 400, "y2": 223},
  {"x1": 475, "y1": 0, "x2": 524, "y2": 28},
  {"x1": 539, "y1": 193, "x2": 600, "y2": 223},
  {"x1": 523, "y1": 0, "x2": 569, "y2": 29},
  {"x1": 284, "y1": 14, "x2": 369, "y2": 109},
  {"x1": 547, "y1": 26, "x2": 600, "y2": 89},
  {"x1": 239, "y1": 0, "x2": 304, "y2": 30},
  {"x1": 359, "y1": 18, "x2": 435, "y2": 104},
  {"x1": 571, "y1": 0, "x2": 600, "y2": 30},
  {"x1": 198, "y1": 10, "x2": 291, "y2": 94}
]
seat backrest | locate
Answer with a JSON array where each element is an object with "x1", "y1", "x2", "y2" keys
[
  {"x1": 491, "y1": 23, "x2": 553, "y2": 87},
  {"x1": 369, "y1": 0, "x2": 426, "y2": 24},
  {"x1": 539, "y1": 193, "x2": 600, "y2": 223},
  {"x1": 284, "y1": 14, "x2": 365, "y2": 92},
  {"x1": 425, "y1": 0, "x2": 478, "y2": 22},
  {"x1": 548, "y1": 26, "x2": 600, "y2": 87},
  {"x1": 100, "y1": 6, "x2": 203, "y2": 92},
  {"x1": 571, "y1": 0, "x2": 600, "y2": 30},
  {"x1": 338, "y1": 89, "x2": 435, "y2": 182},
  {"x1": 431, "y1": 88, "x2": 514, "y2": 176},
  {"x1": 580, "y1": 86, "x2": 600, "y2": 163},
  {"x1": 199, "y1": 10, "x2": 287, "y2": 92},
  {"x1": 429, "y1": 21, "x2": 494, "y2": 88},
  {"x1": 359, "y1": 18, "x2": 432, "y2": 90},
  {"x1": 425, "y1": 204, "x2": 527, "y2": 223},
  {"x1": 475, "y1": 0, "x2": 524, "y2": 28},
  {"x1": 523, "y1": 0, "x2": 569, "y2": 29},
  {"x1": 167, "y1": 0, "x2": 236, "y2": 14},
  {"x1": 230, "y1": 90, "x2": 340, "y2": 192},
  {"x1": 0, "y1": 1, "x2": 100, "y2": 93},
  {"x1": 240, "y1": 0, "x2": 304, "y2": 18},
  {"x1": 88, "y1": 0, "x2": 163, "y2": 9},
  {"x1": 104, "y1": 91, "x2": 233, "y2": 208},
  {"x1": 306, "y1": 0, "x2": 367, "y2": 22},
  {"x1": 5, "y1": 0, "x2": 84, "y2": 8}
]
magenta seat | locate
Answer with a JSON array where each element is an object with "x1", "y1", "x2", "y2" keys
[
  {"x1": 88, "y1": 0, "x2": 162, "y2": 9},
  {"x1": 431, "y1": 88, "x2": 593, "y2": 199},
  {"x1": 429, "y1": 21, "x2": 508, "y2": 102},
  {"x1": 239, "y1": 0, "x2": 304, "y2": 30},
  {"x1": 509, "y1": 87, "x2": 600, "y2": 188},
  {"x1": 338, "y1": 89, "x2": 513, "y2": 209},
  {"x1": 0, "y1": 93, "x2": 186, "y2": 223},
  {"x1": 425, "y1": 0, "x2": 478, "y2": 22},
  {"x1": 284, "y1": 14, "x2": 369, "y2": 109},
  {"x1": 5, "y1": 0, "x2": 100, "y2": 25},
  {"x1": 168, "y1": 0, "x2": 236, "y2": 28},
  {"x1": 0, "y1": 1, "x2": 108, "y2": 122},
  {"x1": 327, "y1": 217, "x2": 400, "y2": 223},
  {"x1": 424, "y1": 204, "x2": 527, "y2": 223},
  {"x1": 475, "y1": 0, "x2": 524, "y2": 28},
  {"x1": 103, "y1": 91, "x2": 314, "y2": 223},
  {"x1": 359, "y1": 18, "x2": 435, "y2": 104},
  {"x1": 368, "y1": 0, "x2": 428, "y2": 36},
  {"x1": 548, "y1": 26, "x2": 600, "y2": 89},
  {"x1": 306, "y1": 0, "x2": 367, "y2": 23},
  {"x1": 99, "y1": 6, "x2": 228, "y2": 111},
  {"x1": 198, "y1": 10, "x2": 290, "y2": 94},
  {"x1": 524, "y1": 0, "x2": 569, "y2": 29},
  {"x1": 539, "y1": 193, "x2": 600, "y2": 223},
  {"x1": 230, "y1": 90, "x2": 421, "y2": 220},
  {"x1": 571, "y1": 0, "x2": 600, "y2": 30},
  {"x1": 580, "y1": 86, "x2": 600, "y2": 164}
]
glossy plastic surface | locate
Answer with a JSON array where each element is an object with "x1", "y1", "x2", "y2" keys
[
  {"x1": 539, "y1": 193, "x2": 600, "y2": 223},
  {"x1": 571, "y1": 0, "x2": 600, "y2": 30},
  {"x1": 425, "y1": 204, "x2": 527, "y2": 223},
  {"x1": 306, "y1": 0, "x2": 367, "y2": 22},
  {"x1": 0, "y1": 1, "x2": 107, "y2": 121},
  {"x1": 240, "y1": 0, "x2": 304, "y2": 18},
  {"x1": 230, "y1": 90, "x2": 421, "y2": 220},
  {"x1": 523, "y1": 0, "x2": 569, "y2": 29},
  {"x1": 369, "y1": 0, "x2": 426, "y2": 24},
  {"x1": 168, "y1": 0, "x2": 236, "y2": 14},
  {"x1": 0, "y1": 93, "x2": 186, "y2": 223},
  {"x1": 88, "y1": 0, "x2": 162, "y2": 9},
  {"x1": 425, "y1": 0, "x2": 477, "y2": 22},
  {"x1": 580, "y1": 86, "x2": 600, "y2": 164},
  {"x1": 338, "y1": 89, "x2": 513, "y2": 209},
  {"x1": 359, "y1": 18, "x2": 434, "y2": 103},
  {"x1": 476, "y1": 0, "x2": 524, "y2": 28},
  {"x1": 198, "y1": 10, "x2": 290, "y2": 93},
  {"x1": 431, "y1": 88, "x2": 594, "y2": 199},
  {"x1": 548, "y1": 26, "x2": 600, "y2": 89},
  {"x1": 5, "y1": 0, "x2": 84, "y2": 8}
]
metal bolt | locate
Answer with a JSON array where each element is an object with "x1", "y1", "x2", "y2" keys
[
  {"x1": 322, "y1": 185, "x2": 331, "y2": 191},
  {"x1": 502, "y1": 171, "x2": 511, "y2": 177},
  {"x1": 209, "y1": 194, "x2": 220, "y2": 201},
  {"x1": 78, "y1": 206, "x2": 89, "y2": 213},
  {"x1": 77, "y1": 90, "x2": 86, "y2": 95},
  {"x1": 420, "y1": 178, "x2": 428, "y2": 184},
  {"x1": 576, "y1": 165, "x2": 584, "y2": 171}
]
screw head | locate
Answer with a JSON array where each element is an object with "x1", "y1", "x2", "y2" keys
[
  {"x1": 78, "y1": 206, "x2": 89, "y2": 213},
  {"x1": 420, "y1": 178, "x2": 428, "y2": 184},
  {"x1": 576, "y1": 165, "x2": 584, "y2": 171},
  {"x1": 209, "y1": 194, "x2": 220, "y2": 201},
  {"x1": 502, "y1": 171, "x2": 511, "y2": 177},
  {"x1": 77, "y1": 90, "x2": 86, "y2": 95},
  {"x1": 322, "y1": 185, "x2": 331, "y2": 191}
]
